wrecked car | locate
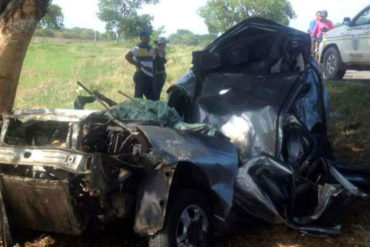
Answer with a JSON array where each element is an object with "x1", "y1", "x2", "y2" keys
[{"x1": 0, "y1": 18, "x2": 369, "y2": 247}]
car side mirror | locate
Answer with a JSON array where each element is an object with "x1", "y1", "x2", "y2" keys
[
  {"x1": 343, "y1": 17, "x2": 351, "y2": 26},
  {"x1": 192, "y1": 51, "x2": 221, "y2": 70}
]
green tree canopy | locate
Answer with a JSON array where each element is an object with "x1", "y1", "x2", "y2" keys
[
  {"x1": 39, "y1": 4, "x2": 64, "y2": 29},
  {"x1": 97, "y1": 0, "x2": 158, "y2": 40},
  {"x1": 119, "y1": 14, "x2": 153, "y2": 39},
  {"x1": 199, "y1": 0, "x2": 295, "y2": 34}
]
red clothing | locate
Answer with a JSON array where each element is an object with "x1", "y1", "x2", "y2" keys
[{"x1": 311, "y1": 20, "x2": 334, "y2": 38}]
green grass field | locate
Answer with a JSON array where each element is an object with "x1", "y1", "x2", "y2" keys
[
  {"x1": 16, "y1": 40, "x2": 197, "y2": 109},
  {"x1": 15, "y1": 40, "x2": 370, "y2": 247},
  {"x1": 327, "y1": 80, "x2": 370, "y2": 163}
]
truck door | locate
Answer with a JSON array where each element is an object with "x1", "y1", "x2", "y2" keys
[{"x1": 348, "y1": 7, "x2": 370, "y2": 64}]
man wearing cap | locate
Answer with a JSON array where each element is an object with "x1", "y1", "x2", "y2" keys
[
  {"x1": 153, "y1": 37, "x2": 168, "y2": 101},
  {"x1": 125, "y1": 31, "x2": 155, "y2": 100}
]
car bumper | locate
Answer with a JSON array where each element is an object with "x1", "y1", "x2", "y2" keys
[{"x1": 0, "y1": 174, "x2": 85, "y2": 235}]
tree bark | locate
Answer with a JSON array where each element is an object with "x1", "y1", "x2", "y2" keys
[{"x1": 0, "y1": 0, "x2": 49, "y2": 114}]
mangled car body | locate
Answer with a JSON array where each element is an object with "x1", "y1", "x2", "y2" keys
[{"x1": 0, "y1": 18, "x2": 369, "y2": 247}]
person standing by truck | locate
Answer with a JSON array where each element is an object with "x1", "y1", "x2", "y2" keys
[
  {"x1": 311, "y1": 10, "x2": 334, "y2": 40},
  {"x1": 153, "y1": 37, "x2": 168, "y2": 101},
  {"x1": 311, "y1": 10, "x2": 334, "y2": 59},
  {"x1": 309, "y1": 11, "x2": 322, "y2": 34},
  {"x1": 309, "y1": 11, "x2": 322, "y2": 55},
  {"x1": 125, "y1": 31, "x2": 155, "y2": 100}
]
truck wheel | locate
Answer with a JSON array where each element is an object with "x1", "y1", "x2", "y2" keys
[
  {"x1": 323, "y1": 47, "x2": 346, "y2": 80},
  {"x1": 149, "y1": 190, "x2": 213, "y2": 247}
]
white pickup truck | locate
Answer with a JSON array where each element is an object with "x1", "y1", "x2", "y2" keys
[{"x1": 319, "y1": 5, "x2": 370, "y2": 79}]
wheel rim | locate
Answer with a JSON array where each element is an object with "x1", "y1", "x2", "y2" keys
[
  {"x1": 176, "y1": 204, "x2": 209, "y2": 247},
  {"x1": 326, "y1": 54, "x2": 337, "y2": 74}
]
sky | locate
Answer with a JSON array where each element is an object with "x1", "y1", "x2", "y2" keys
[{"x1": 53, "y1": 0, "x2": 369, "y2": 36}]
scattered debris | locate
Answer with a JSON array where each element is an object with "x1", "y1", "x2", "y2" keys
[{"x1": 23, "y1": 236, "x2": 56, "y2": 247}]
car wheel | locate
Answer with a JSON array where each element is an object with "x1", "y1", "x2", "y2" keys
[
  {"x1": 323, "y1": 47, "x2": 346, "y2": 80},
  {"x1": 149, "y1": 190, "x2": 213, "y2": 247}
]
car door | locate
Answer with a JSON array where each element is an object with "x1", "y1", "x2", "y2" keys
[{"x1": 346, "y1": 7, "x2": 370, "y2": 64}]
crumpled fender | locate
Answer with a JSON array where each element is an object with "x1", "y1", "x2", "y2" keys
[{"x1": 133, "y1": 125, "x2": 239, "y2": 235}]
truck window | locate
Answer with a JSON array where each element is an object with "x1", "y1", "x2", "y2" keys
[{"x1": 354, "y1": 8, "x2": 370, "y2": 26}]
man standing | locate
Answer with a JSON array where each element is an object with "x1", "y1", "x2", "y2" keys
[
  {"x1": 125, "y1": 31, "x2": 155, "y2": 100},
  {"x1": 309, "y1": 11, "x2": 321, "y2": 34},
  {"x1": 309, "y1": 11, "x2": 321, "y2": 55}
]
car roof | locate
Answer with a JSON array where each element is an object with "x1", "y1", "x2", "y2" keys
[{"x1": 204, "y1": 17, "x2": 311, "y2": 53}]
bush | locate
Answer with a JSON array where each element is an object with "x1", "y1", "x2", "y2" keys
[
  {"x1": 35, "y1": 28, "x2": 56, "y2": 37},
  {"x1": 34, "y1": 27, "x2": 106, "y2": 41},
  {"x1": 169, "y1": 30, "x2": 216, "y2": 47}
]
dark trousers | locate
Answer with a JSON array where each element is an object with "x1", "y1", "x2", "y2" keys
[
  {"x1": 133, "y1": 71, "x2": 154, "y2": 100},
  {"x1": 153, "y1": 74, "x2": 166, "y2": 101}
]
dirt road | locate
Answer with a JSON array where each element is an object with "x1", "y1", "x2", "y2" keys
[{"x1": 344, "y1": 70, "x2": 370, "y2": 83}]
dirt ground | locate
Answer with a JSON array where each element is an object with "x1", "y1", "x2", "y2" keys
[
  {"x1": 344, "y1": 71, "x2": 370, "y2": 80},
  {"x1": 13, "y1": 200, "x2": 370, "y2": 247},
  {"x1": 343, "y1": 71, "x2": 370, "y2": 88}
]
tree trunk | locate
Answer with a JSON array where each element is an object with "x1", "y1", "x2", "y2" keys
[{"x1": 0, "y1": 0, "x2": 49, "y2": 114}]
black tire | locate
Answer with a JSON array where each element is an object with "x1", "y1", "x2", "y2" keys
[
  {"x1": 322, "y1": 47, "x2": 346, "y2": 80},
  {"x1": 149, "y1": 190, "x2": 213, "y2": 247}
]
